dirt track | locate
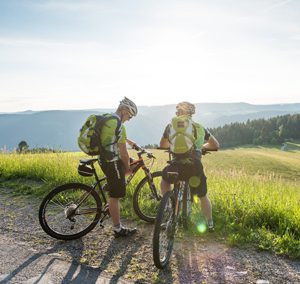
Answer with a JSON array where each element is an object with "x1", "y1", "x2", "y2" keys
[{"x1": 0, "y1": 187, "x2": 299, "y2": 284}]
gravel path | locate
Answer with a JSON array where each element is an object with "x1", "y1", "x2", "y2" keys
[{"x1": 0, "y1": 187, "x2": 299, "y2": 284}]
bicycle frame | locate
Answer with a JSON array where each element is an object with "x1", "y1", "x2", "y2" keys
[
  {"x1": 126, "y1": 151, "x2": 155, "y2": 184},
  {"x1": 125, "y1": 151, "x2": 160, "y2": 201},
  {"x1": 172, "y1": 180, "x2": 186, "y2": 220}
]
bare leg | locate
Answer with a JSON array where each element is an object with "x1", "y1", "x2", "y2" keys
[
  {"x1": 200, "y1": 194, "x2": 213, "y2": 222},
  {"x1": 109, "y1": 197, "x2": 120, "y2": 226},
  {"x1": 161, "y1": 179, "x2": 171, "y2": 195}
]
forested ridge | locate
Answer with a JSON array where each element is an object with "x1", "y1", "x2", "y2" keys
[{"x1": 210, "y1": 114, "x2": 300, "y2": 147}]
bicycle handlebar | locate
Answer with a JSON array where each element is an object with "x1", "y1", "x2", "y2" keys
[
  {"x1": 130, "y1": 143, "x2": 218, "y2": 159},
  {"x1": 131, "y1": 143, "x2": 156, "y2": 159},
  {"x1": 156, "y1": 147, "x2": 218, "y2": 156}
]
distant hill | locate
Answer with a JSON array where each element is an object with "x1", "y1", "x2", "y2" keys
[{"x1": 1, "y1": 103, "x2": 300, "y2": 151}]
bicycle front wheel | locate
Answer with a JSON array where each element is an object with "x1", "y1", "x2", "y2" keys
[
  {"x1": 133, "y1": 171, "x2": 162, "y2": 223},
  {"x1": 39, "y1": 183, "x2": 102, "y2": 240},
  {"x1": 153, "y1": 191, "x2": 177, "y2": 269}
]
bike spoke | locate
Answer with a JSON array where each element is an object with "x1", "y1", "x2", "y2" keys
[
  {"x1": 158, "y1": 198, "x2": 174, "y2": 262},
  {"x1": 43, "y1": 187, "x2": 99, "y2": 236}
]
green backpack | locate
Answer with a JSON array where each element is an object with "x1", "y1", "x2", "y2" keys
[
  {"x1": 169, "y1": 115, "x2": 197, "y2": 156},
  {"x1": 78, "y1": 114, "x2": 121, "y2": 157}
]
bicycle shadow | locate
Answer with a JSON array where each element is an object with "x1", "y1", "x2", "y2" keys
[
  {"x1": 0, "y1": 234, "x2": 143, "y2": 284},
  {"x1": 155, "y1": 266, "x2": 176, "y2": 284},
  {"x1": 89, "y1": 235, "x2": 145, "y2": 283},
  {"x1": 174, "y1": 237, "x2": 227, "y2": 284},
  {"x1": 0, "y1": 238, "x2": 84, "y2": 284}
]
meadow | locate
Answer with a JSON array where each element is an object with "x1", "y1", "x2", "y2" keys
[{"x1": 0, "y1": 146, "x2": 299, "y2": 258}]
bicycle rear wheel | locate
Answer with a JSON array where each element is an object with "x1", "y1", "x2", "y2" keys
[
  {"x1": 133, "y1": 171, "x2": 162, "y2": 223},
  {"x1": 182, "y1": 183, "x2": 192, "y2": 229},
  {"x1": 153, "y1": 190, "x2": 177, "y2": 269},
  {"x1": 39, "y1": 183, "x2": 102, "y2": 240}
]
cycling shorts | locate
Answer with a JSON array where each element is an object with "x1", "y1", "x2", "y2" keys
[
  {"x1": 162, "y1": 159, "x2": 207, "y2": 198},
  {"x1": 99, "y1": 159, "x2": 126, "y2": 198}
]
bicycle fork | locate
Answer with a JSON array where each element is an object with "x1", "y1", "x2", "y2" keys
[{"x1": 170, "y1": 189, "x2": 182, "y2": 237}]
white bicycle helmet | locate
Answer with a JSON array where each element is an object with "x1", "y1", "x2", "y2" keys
[
  {"x1": 176, "y1": 101, "x2": 195, "y2": 115},
  {"x1": 119, "y1": 97, "x2": 138, "y2": 116}
]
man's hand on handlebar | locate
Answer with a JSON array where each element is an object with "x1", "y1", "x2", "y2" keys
[
  {"x1": 132, "y1": 144, "x2": 141, "y2": 151},
  {"x1": 126, "y1": 139, "x2": 142, "y2": 151}
]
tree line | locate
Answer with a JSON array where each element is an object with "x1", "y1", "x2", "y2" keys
[
  {"x1": 210, "y1": 114, "x2": 300, "y2": 148},
  {"x1": 16, "y1": 141, "x2": 63, "y2": 154}
]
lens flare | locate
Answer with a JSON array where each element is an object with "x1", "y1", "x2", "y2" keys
[
  {"x1": 193, "y1": 195, "x2": 199, "y2": 204},
  {"x1": 189, "y1": 176, "x2": 200, "y2": 188},
  {"x1": 197, "y1": 223, "x2": 206, "y2": 233}
]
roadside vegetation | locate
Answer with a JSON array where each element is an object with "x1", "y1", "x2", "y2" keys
[{"x1": 0, "y1": 146, "x2": 299, "y2": 258}]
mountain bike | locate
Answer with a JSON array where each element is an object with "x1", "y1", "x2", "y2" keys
[
  {"x1": 39, "y1": 145, "x2": 162, "y2": 240},
  {"x1": 152, "y1": 149, "x2": 216, "y2": 269}
]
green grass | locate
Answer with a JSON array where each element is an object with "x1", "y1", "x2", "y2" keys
[
  {"x1": 0, "y1": 147, "x2": 299, "y2": 258},
  {"x1": 208, "y1": 171, "x2": 299, "y2": 257},
  {"x1": 203, "y1": 147, "x2": 300, "y2": 181}
]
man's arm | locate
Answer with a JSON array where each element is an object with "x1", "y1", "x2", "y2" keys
[
  {"x1": 159, "y1": 137, "x2": 170, "y2": 149},
  {"x1": 126, "y1": 138, "x2": 136, "y2": 148},
  {"x1": 202, "y1": 134, "x2": 220, "y2": 151},
  {"x1": 118, "y1": 142, "x2": 131, "y2": 174},
  {"x1": 159, "y1": 124, "x2": 170, "y2": 149}
]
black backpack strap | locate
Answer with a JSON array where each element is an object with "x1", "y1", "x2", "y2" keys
[
  {"x1": 110, "y1": 115, "x2": 122, "y2": 145},
  {"x1": 192, "y1": 123, "x2": 197, "y2": 140},
  {"x1": 94, "y1": 114, "x2": 109, "y2": 137}
]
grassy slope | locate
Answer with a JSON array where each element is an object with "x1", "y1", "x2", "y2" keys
[
  {"x1": 0, "y1": 146, "x2": 299, "y2": 258},
  {"x1": 202, "y1": 147, "x2": 300, "y2": 181}
]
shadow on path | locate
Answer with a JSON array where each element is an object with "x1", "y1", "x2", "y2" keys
[{"x1": 0, "y1": 239, "x2": 84, "y2": 284}]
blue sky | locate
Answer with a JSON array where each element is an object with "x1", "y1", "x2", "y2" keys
[{"x1": 0, "y1": 0, "x2": 300, "y2": 112}]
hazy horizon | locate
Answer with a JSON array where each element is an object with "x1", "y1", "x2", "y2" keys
[
  {"x1": 1, "y1": 101, "x2": 300, "y2": 115},
  {"x1": 1, "y1": 0, "x2": 300, "y2": 112}
]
